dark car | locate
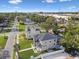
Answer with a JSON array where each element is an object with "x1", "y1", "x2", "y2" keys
[
  {"x1": 3, "y1": 50, "x2": 10, "y2": 57},
  {"x1": 71, "y1": 50, "x2": 79, "y2": 56}
]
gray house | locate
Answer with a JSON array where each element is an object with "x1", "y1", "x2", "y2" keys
[
  {"x1": 26, "y1": 24, "x2": 40, "y2": 39},
  {"x1": 32, "y1": 33, "x2": 61, "y2": 52},
  {"x1": 25, "y1": 18, "x2": 35, "y2": 25},
  {"x1": 25, "y1": 18, "x2": 40, "y2": 39}
]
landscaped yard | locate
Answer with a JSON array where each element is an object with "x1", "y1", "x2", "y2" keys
[
  {"x1": 19, "y1": 33, "x2": 33, "y2": 50},
  {"x1": 19, "y1": 49, "x2": 39, "y2": 59},
  {"x1": 0, "y1": 36, "x2": 7, "y2": 49},
  {"x1": 19, "y1": 33, "x2": 39, "y2": 59},
  {"x1": 18, "y1": 23, "x2": 25, "y2": 31}
]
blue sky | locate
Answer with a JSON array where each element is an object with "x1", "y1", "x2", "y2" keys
[{"x1": 0, "y1": 0, "x2": 79, "y2": 12}]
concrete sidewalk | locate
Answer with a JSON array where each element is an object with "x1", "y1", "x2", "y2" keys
[{"x1": 19, "y1": 48, "x2": 32, "y2": 52}]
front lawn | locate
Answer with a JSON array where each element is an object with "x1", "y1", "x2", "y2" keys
[
  {"x1": 0, "y1": 36, "x2": 7, "y2": 49},
  {"x1": 19, "y1": 33, "x2": 33, "y2": 50},
  {"x1": 19, "y1": 33, "x2": 39, "y2": 59},
  {"x1": 18, "y1": 23, "x2": 25, "y2": 31},
  {"x1": 19, "y1": 49, "x2": 39, "y2": 59},
  {"x1": 3, "y1": 28, "x2": 11, "y2": 33}
]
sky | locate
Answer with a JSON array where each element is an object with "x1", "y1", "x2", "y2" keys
[{"x1": 0, "y1": 0, "x2": 79, "y2": 12}]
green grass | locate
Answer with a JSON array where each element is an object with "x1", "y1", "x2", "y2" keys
[
  {"x1": 18, "y1": 23, "x2": 25, "y2": 31},
  {"x1": 3, "y1": 29, "x2": 11, "y2": 33},
  {"x1": 19, "y1": 33, "x2": 33, "y2": 50},
  {"x1": 20, "y1": 49, "x2": 39, "y2": 59},
  {"x1": 0, "y1": 28, "x2": 12, "y2": 33},
  {"x1": 0, "y1": 36, "x2": 7, "y2": 49},
  {"x1": 19, "y1": 34, "x2": 39, "y2": 59},
  {"x1": 13, "y1": 50, "x2": 15, "y2": 59}
]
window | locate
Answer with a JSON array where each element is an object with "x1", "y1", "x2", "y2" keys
[
  {"x1": 36, "y1": 29, "x2": 39, "y2": 31},
  {"x1": 28, "y1": 28, "x2": 30, "y2": 31},
  {"x1": 49, "y1": 41, "x2": 51, "y2": 43},
  {"x1": 54, "y1": 40, "x2": 56, "y2": 42},
  {"x1": 54, "y1": 43, "x2": 55, "y2": 45},
  {"x1": 35, "y1": 39, "x2": 39, "y2": 42}
]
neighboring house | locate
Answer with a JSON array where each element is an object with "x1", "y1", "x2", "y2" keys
[
  {"x1": 0, "y1": 22, "x2": 8, "y2": 27},
  {"x1": 0, "y1": 17, "x2": 8, "y2": 27},
  {"x1": 26, "y1": 24, "x2": 40, "y2": 39},
  {"x1": 32, "y1": 33, "x2": 61, "y2": 52},
  {"x1": 25, "y1": 18, "x2": 35, "y2": 25},
  {"x1": 31, "y1": 49, "x2": 69, "y2": 59},
  {"x1": 55, "y1": 18, "x2": 68, "y2": 27},
  {"x1": 25, "y1": 18, "x2": 40, "y2": 39},
  {"x1": 0, "y1": 21, "x2": 8, "y2": 27}
]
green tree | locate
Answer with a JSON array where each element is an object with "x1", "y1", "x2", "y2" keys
[{"x1": 60, "y1": 18, "x2": 79, "y2": 52}]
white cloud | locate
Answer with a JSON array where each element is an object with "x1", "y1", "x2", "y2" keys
[
  {"x1": 8, "y1": 0, "x2": 22, "y2": 5},
  {"x1": 42, "y1": 0, "x2": 72, "y2": 3},
  {"x1": 59, "y1": 0, "x2": 72, "y2": 2},
  {"x1": 42, "y1": 0, "x2": 55, "y2": 3}
]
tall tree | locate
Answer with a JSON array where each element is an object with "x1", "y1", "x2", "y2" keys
[{"x1": 60, "y1": 18, "x2": 79, "y2": 52}]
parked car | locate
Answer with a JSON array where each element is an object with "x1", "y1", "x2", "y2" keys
[{"x1": 3, "y1": 50, "x2": 10, "y2": 57}]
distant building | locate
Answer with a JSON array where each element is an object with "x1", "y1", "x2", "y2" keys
[
  {"x1": 32, "y1": 33, "x2": 61, "y2": 52},
  {"x1": 25, "y1": 18, "x2": 40, "y2": 39},
  {"x1": 24, "y1": 18, "x2": 35, "y2": 25},
  {"x1": 26, "y1": 24, "x2": 40, "y2": 39},
  {"x1": 0, "y1": 16, "x2": 8, "y2": 27},
  {"x1": 55, "y1": 18, "x2": 68, "y2": 27}
]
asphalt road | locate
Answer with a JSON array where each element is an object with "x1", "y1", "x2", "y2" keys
[{"x1": 2, "y1": 16, "x2": 18, "y2": 59}]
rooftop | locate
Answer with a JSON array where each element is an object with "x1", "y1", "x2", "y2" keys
[
  {"x1": 34, "y1": 33, "x2": 61, "y2": 41},
  {"x1": 25, "y1": 18, "x2": 35, "y2": 25}
]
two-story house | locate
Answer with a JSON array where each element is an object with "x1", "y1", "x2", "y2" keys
[
  {"x1": 32, "y1": 33, "x2": 61, "y2": 52},
  {"x1": 56, "y1": 18, "x2": 68, "y2": 27},
  {"x1": 26, "y1": 24, "x2": 40, "y2": 39},
  {"x1": 25, "y1": 18, "x2": 35, "y2": 25}
]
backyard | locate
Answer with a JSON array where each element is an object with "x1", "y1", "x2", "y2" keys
[
  {"x1": 19, "y1": 33, "x2": 33, "y2": 50},
  {"x1": 19, "y1": 49, "x2": 39, "y2": 59},
  {"x1": 0, "y1": 36, "x2": 7, "y2": 49},
  {"x1": 18, "y1": 22, "x2": 25, "y2": 31},
  {"x1": 18, "y1": 33, "x2": 40, "y2": 59}
]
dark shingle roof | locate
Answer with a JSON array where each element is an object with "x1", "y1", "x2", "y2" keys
[{"x1": 34, "y1": 33, "x2": 61, "y2": 41}]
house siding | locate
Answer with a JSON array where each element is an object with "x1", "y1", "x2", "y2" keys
[
  {"x1": 26, "y1": 25, "x2": 40, "y2": 39},
  {"x1": 40, "y1": 39, "x2": 57, "y2": 51}
]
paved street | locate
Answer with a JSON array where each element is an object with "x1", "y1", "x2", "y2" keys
[
  {"x1": 0, "y1": 31, "x2": 24, "y2": 36},
  {"x1": 2, "y1": 16, "x2": 18, "y2": 59}
]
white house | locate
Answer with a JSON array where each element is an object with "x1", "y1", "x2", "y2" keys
[
  {"x1": 32, "y1": 33, "x2": 61, "y2": 52},
  {"x1": 31, "y1": 49, "x2": 69, "y2": 59},
  {"x1": 26, "y1": 24, "x2": 40, "y2": 39}
]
